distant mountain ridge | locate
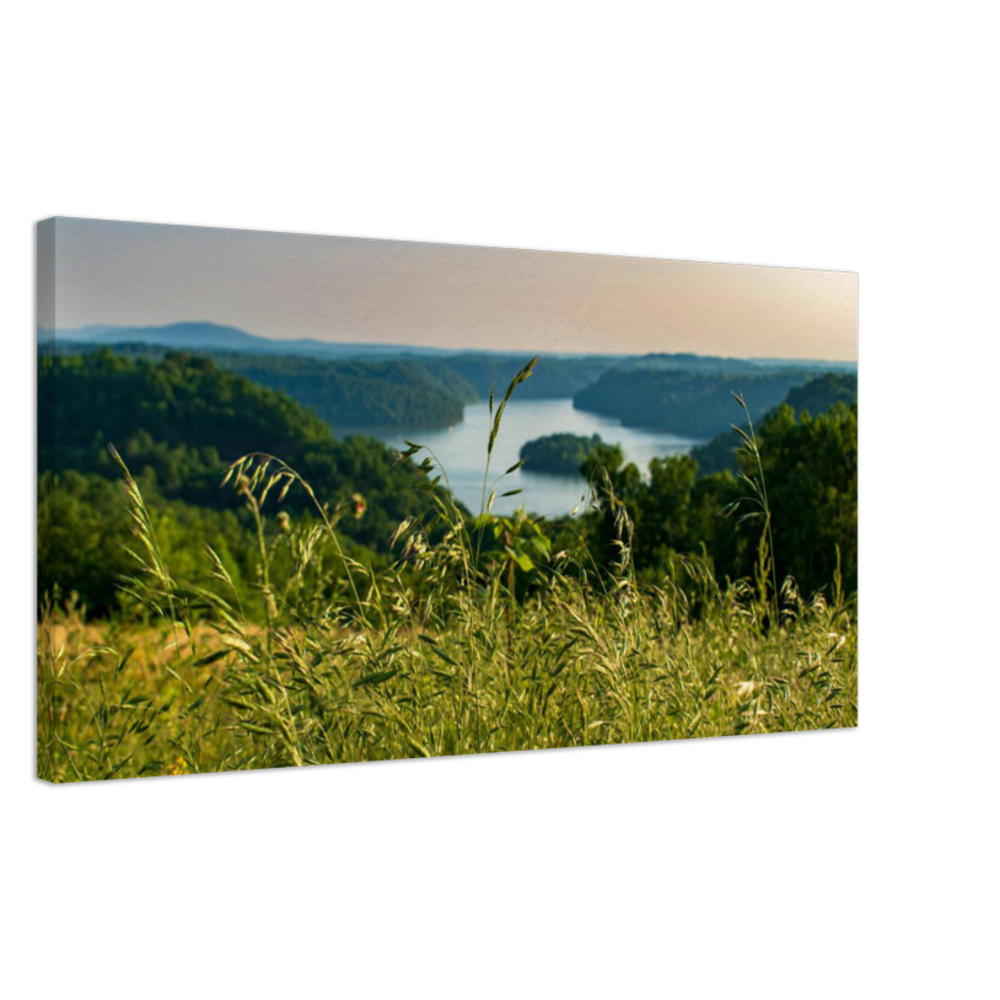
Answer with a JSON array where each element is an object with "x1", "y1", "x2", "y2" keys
[
  {"x1": 38, "y1": 321, "x2": 857, "y2": 370},
  {"x1": 38, "y1": 321, "x2": 459, "y2": 360}
]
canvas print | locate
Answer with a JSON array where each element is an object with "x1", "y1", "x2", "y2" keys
[{"x1": 37, "y1": 219, "x2": 858, "y2": 782}]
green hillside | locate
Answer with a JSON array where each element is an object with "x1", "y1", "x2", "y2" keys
[
  {"x1": 38, "y1": 350, "x2": 450, "y2": 612},
  {"x1": 46, "y1": 343, "x2": 477, "y2": 429},
  {"x1": 691, "y1": 373, "x2": 858, "y2": 475},
  {"x1": 442, "y1": 354, "x2": 618, "y2": 399},
  {"x1": 210, "y1": 354, "x2": 477, "y2": 429},
  {"x1": 573, "y1": 368, "x2": 810, "y2": 437},
  {"x1": 519, "y1": 433, "x2": 605, "y2": 475}
]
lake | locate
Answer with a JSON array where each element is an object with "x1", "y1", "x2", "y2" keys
[{"x1": 342, "y1": 398, "x2": 700, "y2": 518}]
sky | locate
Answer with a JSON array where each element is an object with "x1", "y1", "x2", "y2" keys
[{"x1": 40, "y1": 218, "x2": 857, "y2": 361}]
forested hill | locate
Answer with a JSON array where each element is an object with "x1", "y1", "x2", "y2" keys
[
  {"x1": 519, "y1": 433, "x2": 605, "y2": 475},
  {"x1": 206, "y1": 353, "x2": 476, "y2": 429},
  {"x1": 50, "y1": 344, "x2": 620, "y2": 410},
  {"x1": 784, "y1": 372, "x2": 858, "y2": 415},
  {"x1": 442, "y1": 354, "x2": 619, "y2": 399},
  {"x1": 691, "y1": 373, "x2": 858, "y2": 475},
  {"x1": 573, "y1": 368, "x2": 811, "y2": 438},
  {"x1": 38, "y1": 350, "x2": 444, "y2": 548},
  {"x1": 48, "y1": 343, "x2": 477, "y2": 430},
  {"x1": 45, "y1": 336, "x2": 855, "y2": 428},
  {"x1": 438, "y1": 352, "x2": 806, "y2": 401}
]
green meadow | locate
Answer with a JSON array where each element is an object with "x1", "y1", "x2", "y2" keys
[{"x1": 37, "y1": 353, "x2": 857, "y2": 780}]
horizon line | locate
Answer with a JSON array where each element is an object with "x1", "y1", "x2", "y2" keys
[{"x1": 38, "y1": 319, "x2": 859, "y2": 365}]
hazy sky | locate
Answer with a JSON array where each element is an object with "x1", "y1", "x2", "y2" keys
[{"x1": 41, "y1": 218, "x2": 857, "y2": 360}]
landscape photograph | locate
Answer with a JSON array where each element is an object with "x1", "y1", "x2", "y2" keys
[{"x1": 37, "y1": 218, "x2": 858, "y2": 781}]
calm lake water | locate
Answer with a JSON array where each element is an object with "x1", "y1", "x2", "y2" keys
[{"x1": 343, "y1": 398, "x2": 700, "y2": 518}]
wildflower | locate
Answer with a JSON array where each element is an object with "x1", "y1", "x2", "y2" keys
[
  {"x1": 351, "y1": 493, "x2": 366, "y2": 519},
  {"x1": 166, "y1": 757, "x2": 189, "y2": 776}
]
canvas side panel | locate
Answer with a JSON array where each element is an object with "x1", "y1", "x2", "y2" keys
[{"x1": 35, "y1": 219, "x2": 56, "y2": 780}]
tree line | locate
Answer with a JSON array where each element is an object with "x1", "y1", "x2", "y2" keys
[{"x1": 38, "y1": 351, "x2": 857, "y2": 616}]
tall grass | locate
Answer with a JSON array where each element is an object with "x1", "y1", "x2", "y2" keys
[
  {"x1": 37, "y1": 367, "x2": 857, "y2": 781},
  {"x1": 724, "y1": 389, "x2": 781, "y2": 623}
]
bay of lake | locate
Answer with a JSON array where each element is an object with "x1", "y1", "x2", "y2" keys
[{"x1": 341, "y1": 398, "x2": 700, "y2": 518}]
